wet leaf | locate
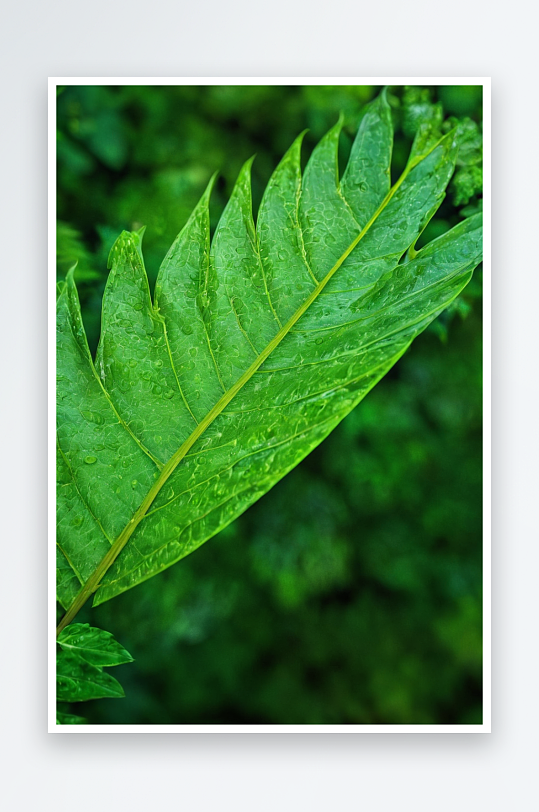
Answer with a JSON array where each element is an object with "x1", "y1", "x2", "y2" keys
[
  {"x1": 57, "y1": 623, "x2": 134, "y2": 667},
  {"x1": 56, "y1": 90, "x2": 482, "y2": 624},
  {"x1": 56, "y1": 650, "x2": 125, "y2": 702}
]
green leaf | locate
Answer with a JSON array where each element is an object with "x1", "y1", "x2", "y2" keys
[
  {"x1": 402, "y1": 86, "x2": 443, "y2": 140},
  {"x1": 56, "y1": 711, "x2": 87, "y2": 725},
  {"x1": 57, "y1": 623, "x2": 134, "y2": 667},
  {"x1": 56, "y1": 649, "x2": 125, "y2": 702},
  {"x1": 56, "y1": 91, "x2": 482, "y2": 627},
  {"x1": 57, "y1": 222, "x2": 100, "y2": 282},
  {"x1": 447, "y1": 117, "x2": 483, "y2": 206}
]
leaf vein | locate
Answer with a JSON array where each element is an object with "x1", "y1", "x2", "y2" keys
[
  {"x1": 159, "y1": 315, "x2": 199, "y2": 425},
  {"x1": 57, "y1": 439, "x2": 114, "y2": 545}
]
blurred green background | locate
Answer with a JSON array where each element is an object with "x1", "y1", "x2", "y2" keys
[{"x1": 57, "y1": 84, "x2": 483, "y2": 725}]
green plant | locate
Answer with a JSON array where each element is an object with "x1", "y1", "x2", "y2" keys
[
  {"x1": 56, "y1": 89, "x2": 482, "y2": 722},
  {"x1": 56, "y1": 623, "x2": 133, "y2": 723}
]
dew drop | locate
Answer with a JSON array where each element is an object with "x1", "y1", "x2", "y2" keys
[
  {"x1": 84, "y1": 456, "x2": 97, "y2": 465},
  {"x1": 80, "y1": 411, "x2": 105, "y2": 425}
]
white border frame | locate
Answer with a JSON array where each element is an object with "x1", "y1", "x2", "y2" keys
[{"x1": 49, "y1": 76, "x2": 491, "y2": 734}]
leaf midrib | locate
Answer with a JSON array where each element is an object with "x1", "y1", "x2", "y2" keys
[{"x1": 56, "y1": 138, "x2": 447, "y2": 635}]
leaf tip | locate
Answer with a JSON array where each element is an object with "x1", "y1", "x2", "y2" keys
[
  {"x1": 65, "y1": 263, "x2": 77, "y2": 287},
  {"x1": 107, "y1": 229, "x2": 145, "y2": 270},
  {"x1": 328, "y1": 114, "x2": 345, "y2": 138},
  {"x1": 206, "y1": 170, "x2": 219, "y2": 196},
  {"x1": 284, "y1": 129, "x2": 308, "y2": 167},
  {"x1": 231, "y1": 156, "x2": 256, "y2": 200},
  {"x1": 64, "y1": 265, "x2": 81, "y2": 301},
  {"x1": 243, "y1": 154, "x2": 257, "y2": 173}
]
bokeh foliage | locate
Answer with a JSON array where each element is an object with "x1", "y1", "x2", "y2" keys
[{"x1": 57, "y1": 84, "x2": 482, "y2": 724}]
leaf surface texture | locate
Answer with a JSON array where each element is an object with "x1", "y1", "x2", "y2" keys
[{"x1": 56, "y1": 91, "x2": 482, "y2": 617}]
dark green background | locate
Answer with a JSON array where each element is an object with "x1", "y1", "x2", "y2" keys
[{"x1": 57, "y1": 84, "x2": 483, "y2": 725}]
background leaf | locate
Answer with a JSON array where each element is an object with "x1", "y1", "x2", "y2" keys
[{"x1": 56, "y1": 711, "x2": 87, "y2": 725}]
